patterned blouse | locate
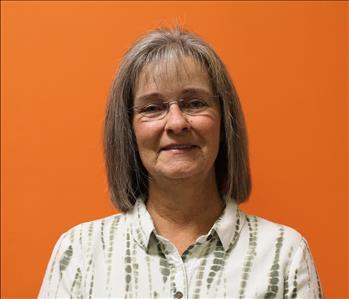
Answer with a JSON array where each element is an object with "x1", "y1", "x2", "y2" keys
[{"x1": 38, "y1": 198, "x2": 323, "y2": 298}]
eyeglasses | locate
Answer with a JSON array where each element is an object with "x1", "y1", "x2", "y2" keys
[{"x1": 132, "y1": 96, "x2": 218, "y2": 121}]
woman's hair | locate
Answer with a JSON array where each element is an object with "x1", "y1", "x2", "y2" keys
[{"x1": 104, "y1": 27, "x2": 251, "y2": 212}]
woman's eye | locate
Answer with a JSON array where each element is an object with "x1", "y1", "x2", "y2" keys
[
  {"x1": 186, "y1": 99, "x2": 208, "y2": 109},
  {"x1": 141, "y1": 104, "x2": 165, "y2": 114}
]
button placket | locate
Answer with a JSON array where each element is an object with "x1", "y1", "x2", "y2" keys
[
  {"x1": 156, "y1": 235, "x2": 188, "y2": 299},
  {"x1": 169, "y1": 253, "x2": 187, "y2": 299}
]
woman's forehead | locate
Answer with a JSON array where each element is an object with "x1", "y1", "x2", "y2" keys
[{"x1": 134, "y1": 56, "x2": 212, "y2": 98}]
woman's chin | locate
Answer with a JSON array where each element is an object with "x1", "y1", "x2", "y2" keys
[
  {"x1": 163, "y1": 171, "x2": 196, "y2": 180},
  {"x1": 156, "y1": 164, "x2": 201, "y2": 180}
]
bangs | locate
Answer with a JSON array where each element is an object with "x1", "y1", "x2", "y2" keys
[{"x1": 134, "y1": 46, "x2": 208, "y2": 94}]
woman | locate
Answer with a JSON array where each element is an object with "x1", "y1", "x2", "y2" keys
[{"x1": 39, "y1": 27, "x2": 323, "y2": 298}]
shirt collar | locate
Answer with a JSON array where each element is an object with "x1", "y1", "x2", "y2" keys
[
  {"x1": 128, "y1": 198, "x2": 155, "y2": 250},
  {"x1": 209, "y1": 197, "x2": 244, "y2": 251},
  {"x1": 128, "y1": 197, "x2": 244, "y2": 252}
]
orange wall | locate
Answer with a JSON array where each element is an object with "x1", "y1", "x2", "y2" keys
[{"x1": 1, "y1": 2, "x2": 347, "y2": 298}]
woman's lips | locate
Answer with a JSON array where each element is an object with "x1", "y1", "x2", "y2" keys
[{"x1": 161, "y1": 144, "x2": 198, "y2": 151}]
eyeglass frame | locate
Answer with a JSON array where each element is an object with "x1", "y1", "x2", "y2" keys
[{"x1": 131, "y1": 95, "x2": 219, "y2": 121}]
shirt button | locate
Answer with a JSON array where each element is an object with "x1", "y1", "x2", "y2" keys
[{"x1": 174, "y1": 291, "x2": 183, "y2": 299}]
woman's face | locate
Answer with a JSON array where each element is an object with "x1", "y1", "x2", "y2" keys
[{"x1": 132, "y1": 56, "x2": 221, "y2": 182}]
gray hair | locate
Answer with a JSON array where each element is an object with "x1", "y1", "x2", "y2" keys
[{"x1": 104, "y1": 27, "x2": 251, "y2": 212}]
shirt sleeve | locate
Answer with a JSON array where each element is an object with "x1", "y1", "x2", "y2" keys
[
  {"x1": 38, "y1": 228, "x2": 83, "y2": 298},
  {"x1": 284, "y1": 237, "x2": 323, "y2": 299}
]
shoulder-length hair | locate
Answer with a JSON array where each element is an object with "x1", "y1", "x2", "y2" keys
[{"x1": 104, "y1": 27, "x2": 251, "y2": 212}]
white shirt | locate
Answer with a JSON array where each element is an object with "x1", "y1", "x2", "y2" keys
[{"x1": 39, "y1": 198, "x2": 323, "y2": 298}]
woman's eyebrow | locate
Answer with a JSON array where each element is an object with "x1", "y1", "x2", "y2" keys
[
  {"x1": 135, "y1": 88, "x2": 212, "y2": 103},
  {"x1": 180, "y1": 87, "x2": 211, "y2": 96},
  {"x1": 134, "y1": 93, "x2": 163, "y2": 104}
]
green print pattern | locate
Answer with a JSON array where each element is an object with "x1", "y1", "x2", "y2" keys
[
  {"x1": 238, "y1": 216, "x2": 258, "y2": 299},
  {"x1": 88, "y1": 271, "x2": 95, "y2": 299},
  {"x1": 193, "y1": 236, "x2": 214, "y2": 299},
  {"x1": 291, "y1": 269, "x2": 298, "y2": 298},
  {"x1": 303, "y1": 247, "x2": 314, "y2": 297},
  {"x1": 125, "y1": 228, "x2": 133, "y2": 297},
  {"x1": 59, "y1": 245, "x2": 73, "y2": 276},
  {"x1": 207, "y1": 240, "x2": 225, "y2": 289},
  {"x1": 264, "y1": 226, "x2": 285, "y2": 299},
  {"x1": 46, "y1": 234, "x2": 65, "y2": 298},
  {"x1": 136, "y1": 203, "x2": 147, "y2": 248},
  {"x1": 131, "y1": 240, "x2": 140, "y2": 298},
  {"x1": 304, "y1": 241, "x2": 323, "y2": 299},
  {"x1": 156, "y1": 239, "x2": 170, "y2": 285},
  {"x1": 79, "y1": 225, "x2": 83, "y2": 252},
  {"x1": 82, "y1": 222, "x2": 95, "y2": 293},
  {"x1": 55, "y1": 244, "x2": 73, "y2": 297},
  {"x1": 145, "y1": 254, "x2": 153, "y2": 298},
  {"x1": 69, "y1": 227, "x2": 75, "y2": 244},
  {"x1": 213, "y1": 247, "x2": 226, "y2": 298},
  {"x1": 283, "y1": 246, "x2": 294, "y2": 299},
  {"x1": 100, "y1": 219, "x2": 106, "y2": 253},
  {"x1": 106, "y1": 216, "x2": 120, "y2": 296},
  {"x1": 70, "y1": 267, "x2": 82, "y2": 299},
  {"x1": 39, "y1": 199, "x2": 323, "y2": 298},
  {"x1": 170, "y1": 275, "x2": 177, "y2": 296},
  {"x1": 159, "y1": 253, "x2": 171, "y2": 283}
]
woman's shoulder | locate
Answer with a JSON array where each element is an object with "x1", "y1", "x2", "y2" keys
[
  {"x1": 54, "y1": 212, "x2": 127, "y2": 252},
  {"x1": 236, "y1": 209, "x2": 323, "y2": 298},
  {"x1": 238, "y1": 210, "x2": 317, "y2": 276},
  {"x1": 39, "y1": 212, "x2": 129, "y2": 298},
  {"x1": 72, "y1": 212, "x2": 125, "y2": 232},
  {"x1": 239, "y1": 209, "x2": 306, "y2": 249}
]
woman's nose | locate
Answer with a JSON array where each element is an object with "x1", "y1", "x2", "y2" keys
[{"x1": 164, "y1": 103, "x2": 191, "y2": 134}]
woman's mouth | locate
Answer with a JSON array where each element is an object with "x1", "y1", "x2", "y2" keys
[{"x1": 160, "y1": 144, "x2": 198, "y2": 152}]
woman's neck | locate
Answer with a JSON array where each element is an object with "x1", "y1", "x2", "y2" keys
[{"x1": 146, "y1": 172, "x2": 224, "y2": 254}]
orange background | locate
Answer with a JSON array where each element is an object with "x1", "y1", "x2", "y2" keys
[{"x1": 1, "y1": 1, "x2": 347, "y2": 298}]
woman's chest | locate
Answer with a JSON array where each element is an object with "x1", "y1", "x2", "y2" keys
[{"x1": 82, "y1": 245, "x2": 287, "y2": 299}]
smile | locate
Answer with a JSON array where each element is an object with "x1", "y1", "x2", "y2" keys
[{"x1": 160, "y1": 144, "x2": 198, "y2": 151}]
